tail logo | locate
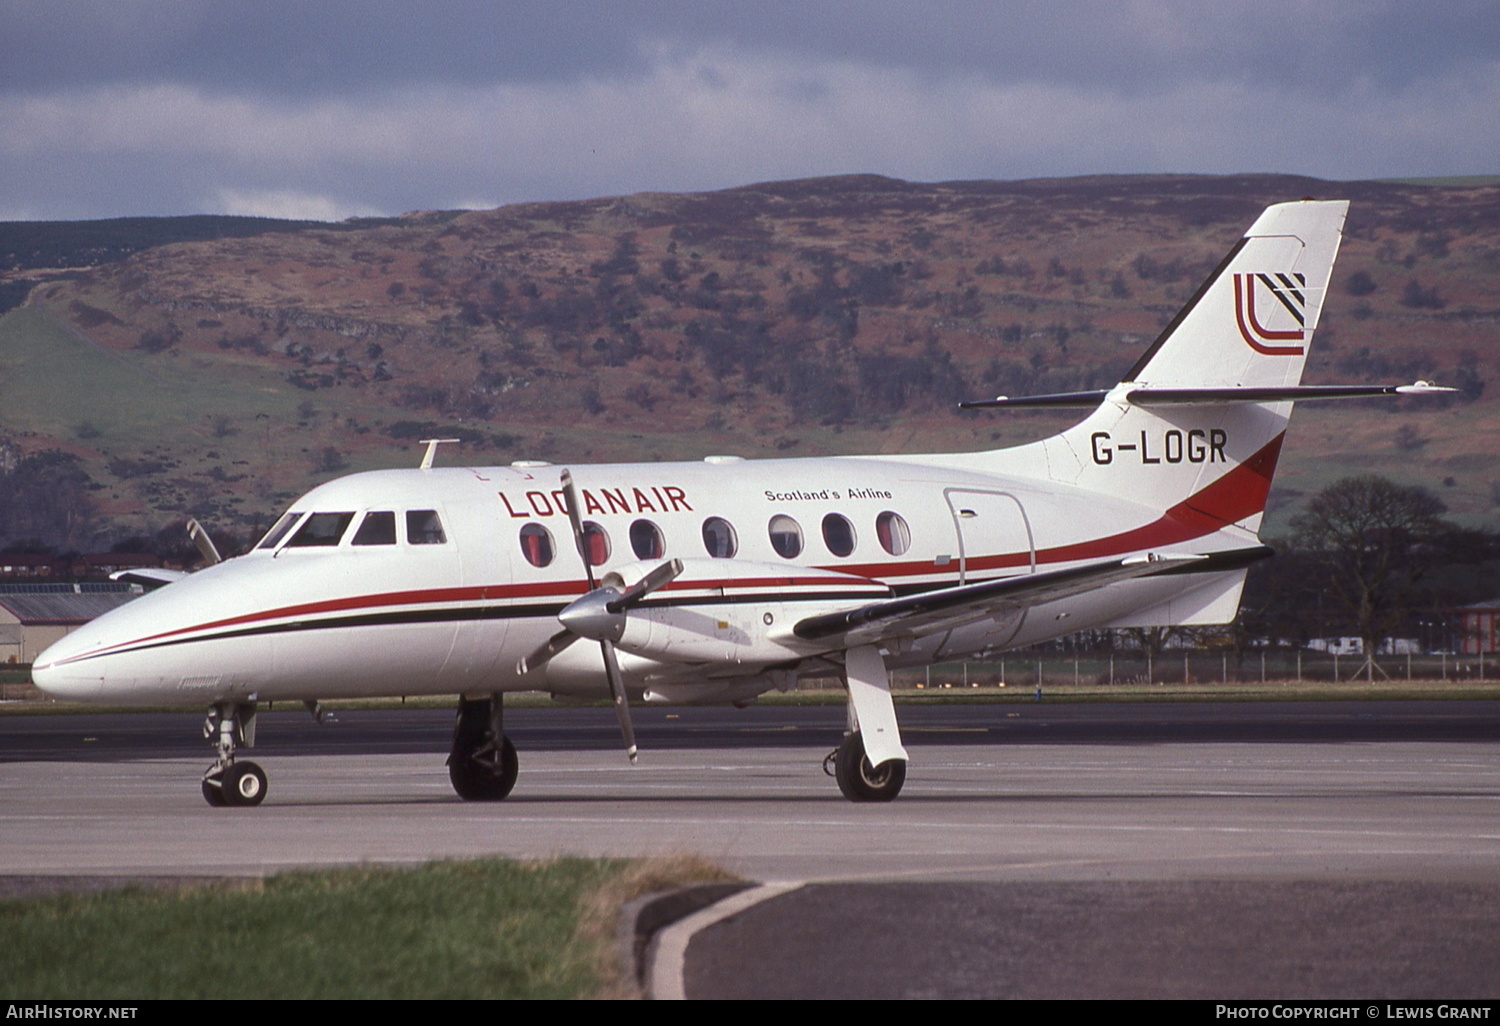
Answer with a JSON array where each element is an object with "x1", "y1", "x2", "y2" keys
[{"x1": 1234, "y1": 273, "x2": 1306, "y2": 355}]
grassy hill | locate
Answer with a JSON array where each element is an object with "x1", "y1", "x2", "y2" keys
[{"x1": 1, "y1": 172, "x2": 1497, "y2": 550}]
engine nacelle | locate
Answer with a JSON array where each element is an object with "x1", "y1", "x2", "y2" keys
[{"x1": 603, "y1": 558, "x2": 888, "y2": 665}]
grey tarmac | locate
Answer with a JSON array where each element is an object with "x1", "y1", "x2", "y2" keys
[{"x1": 2, "y1": 702, "x2": 1498, "y2": 997}]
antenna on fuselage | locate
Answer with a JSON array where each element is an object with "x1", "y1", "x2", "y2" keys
[{"x1": 418, "y1": 438, "x2": 461, "y2": 470}]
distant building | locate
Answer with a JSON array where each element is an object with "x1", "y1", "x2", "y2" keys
[
  {"x1": 1453, "y1": 599, "x2": 1500, "y2": 655},
  {"x1": 0, "y1": 554, "x2": 63, "y2": 579},
  {"x1": 0, "y1": 552, "x2": 174, "y2": 583},
  {"x1": 0, "y1": 583, "x2": 141, "y2": 665}
]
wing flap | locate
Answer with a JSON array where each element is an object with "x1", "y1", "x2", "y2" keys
[{"x1": 792, "y1": 553, "x2": 1204, "y2": 646}]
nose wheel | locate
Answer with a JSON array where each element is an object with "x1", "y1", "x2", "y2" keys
[
  {"x1": 448, "y1": 695, "x2": 519, "y2": 801},
  {"x1": 201, "y1": 701, "x2": 266, "y2": 807}
]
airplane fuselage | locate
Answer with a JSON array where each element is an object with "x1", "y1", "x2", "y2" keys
[{"x1": 33, "y1": 439, "x2": 1259, "y2": 708}]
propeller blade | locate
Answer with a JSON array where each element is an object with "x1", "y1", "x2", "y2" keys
[
  {"x1": 516, "y1": 629, "x2": 580, "y2": 675},
  {"x1": 562, "y1": 467, "x2": 638, "y2": 763},
  {"x1": 187, "y1": 518, "x2": 223, "y2": 566},
  {"x1": 599, "y1": 639, "x2": 638, "y2": 764},
  {"x1": 559, "y1": 468, "x2": 597, "y2": 590},
  {"x1": 609, "y1": 557, "x2": 684, "y2": 612}
]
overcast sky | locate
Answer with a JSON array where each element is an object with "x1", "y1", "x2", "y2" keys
[{"x1": 3, "y1": 0, "x2": 1498, "y2": 221}]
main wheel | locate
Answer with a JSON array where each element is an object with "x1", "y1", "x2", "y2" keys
[
  {"x1": 833, "y1": 733, "x2": 906, "y2": 802},
  {"x1": 449, "y1": 735, "x2": 519, "y2": 801},
  {"x1": 201, "y1": 774, "x2": 228, "y2": 807},
  {"x1": 221, "y1": 761, "x2": 268, "y2": 807}
]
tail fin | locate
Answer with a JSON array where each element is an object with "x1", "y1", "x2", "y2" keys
[
  {"x1": 1123, "y1": 199, "x2": 1347, "y2": 390},
  {"x1": 1046, "y1": 200, "x2": 1348, "y2": 534}
]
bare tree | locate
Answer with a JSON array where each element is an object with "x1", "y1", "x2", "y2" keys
[{"x1": 1291, "y1": 475, "x2": 1448, "y2": 677}]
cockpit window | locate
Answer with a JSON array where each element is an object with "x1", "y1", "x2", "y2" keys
[
  {"x1": 406, "y1": 510, "x2": 447, "y2": 545},
  {"x1": 285, "y1": 512, "x2": 355, "y2": 548},
  {"x1": 256, "y1": 511, "x2": 303, "y2": 550},
  {"x1": 352, "y1": 511, "x2": 397, "y2": 546}
]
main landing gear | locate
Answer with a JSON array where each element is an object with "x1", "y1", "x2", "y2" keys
[
  {"x1": 448, "y1": 695, "x2": 518, "y2": 801},
  {"x1": 828, "y1": 644, "x2": 910, "y2": 802},
  {"x1": 201, "y1": 701, "x2": 267, "y2": 807}
]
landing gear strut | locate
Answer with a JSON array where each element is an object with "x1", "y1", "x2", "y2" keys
[
  {"x1": 830, "y1": 644, "x2": 909, "y2": 802},
  {"x1": 448, "y1": 695, "x2": 518, "y2": 801},
  {"x1": 201, "y1": 701, "x2": 267, "y2": 807}
]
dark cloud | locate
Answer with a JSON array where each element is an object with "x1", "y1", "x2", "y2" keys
[
  {"x1": 7, "y1": 1, "x2": 1498, "y2": 95},
  {"x1": 2, "y1": 1, "x2": 1497, "y2": 220}
]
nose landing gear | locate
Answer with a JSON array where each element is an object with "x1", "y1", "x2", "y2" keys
[
  {"x1": 201, "y1": 701, "x2": 266, "y2": 807},
  {"x1": 448, "y1": 694, "x2": 519, "y2": 801}
]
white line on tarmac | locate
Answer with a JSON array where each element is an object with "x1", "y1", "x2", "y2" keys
[{"x1": 647, "y1": 882, "x2": 805, "y2": 1001}]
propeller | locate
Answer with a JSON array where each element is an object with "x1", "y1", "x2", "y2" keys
[
  {"x1": 186, "y1": 518, "x2": 222, "y2": 566},
  {"x1": 516, "y1": 468, "x2": 682, "y2": 763}
]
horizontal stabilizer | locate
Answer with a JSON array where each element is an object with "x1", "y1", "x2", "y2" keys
[{"x1": 960, "y1": 381, "x2": 1454, "y2": 409}]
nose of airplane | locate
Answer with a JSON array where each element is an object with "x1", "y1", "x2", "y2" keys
[{"x1": 31, "y1": 637, "x2": 106, "y2": 702}]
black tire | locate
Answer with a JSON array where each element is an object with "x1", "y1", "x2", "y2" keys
[
  {"x1": 449, "y1": 734, "x2": 519, "y2": 801},
  {"x1": 221, "y1": 761, "x2": 268, "y2": 807},
  {"x1": 201, "y1": 774, "x2": 228, "y2": 807},
  {"x1": 833, "y1": 733, "x2": 906, "y2": 802}
]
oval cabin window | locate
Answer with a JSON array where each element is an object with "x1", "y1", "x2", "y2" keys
[
  {"x1": 701, "y1": 517, "x2": 738, "y2": 558},
  {"x1": 581, "y1": 521, "x2": 610, "y2": 566},
  {"x1": 768, "y1": 515, "x2": 803, "y2": 559},
  {"x1": 520, "y1": 523, "x2": 555, "y2": 568},
  {"x1": 630, "y1": 519, "x2": 665, "y2": 560},
  {"x1": 876, "y1": 511, "x2": 911, "y2": 556},
  {"x1": 821, "y1": 513, "x2": 856, "y2": 557}
]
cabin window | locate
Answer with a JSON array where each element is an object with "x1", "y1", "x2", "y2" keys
[
  {"x1": 285, "y1": 512, "x2": 355, "y2": 548},
  {"x1": 702, "y1": 517, "x2": 738, "y2": 558},
  {"x1": 822, "y1": 513, "x2": 856, "y2": 557},
  {"x1": 768, "y1": 515, "x2": 803, "y2": 559},
  {"x1": 257, "y1": 511, "x2": 303, "y2": 550},
  {"x1": 406, "y1": 510, "x2": 447, "y2": 545},
  {"x1": 630, "y1": 519, "x2": 665, "y2": 560},
  {"x1": 876, "y1": 511, "x2": 911, "y2": 556},
  {"x1": 582, "y1": 521, "x2": 610, "y2": 566},
  {"x1": 351, "y1": 511, "x2": 397, "y2": 546},
  {"x1": 520, "y1": 523, "x2": 555, "y2": 567}
]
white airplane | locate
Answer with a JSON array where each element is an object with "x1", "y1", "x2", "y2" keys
[{"x1": 31, "y1": 199, "x2": 1451, "y2": 807}]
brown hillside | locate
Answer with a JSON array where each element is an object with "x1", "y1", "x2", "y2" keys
[{"x1": 5, "y1": 173, "x2": 1499, "y2": 549}]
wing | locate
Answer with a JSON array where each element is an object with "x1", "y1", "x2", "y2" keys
[
  {"x1": 108, "y1": 568, "x2": 188, "y2": 590},
  {"x1": 791, "y1": 552, "x2": 1213, "y2": 647}
]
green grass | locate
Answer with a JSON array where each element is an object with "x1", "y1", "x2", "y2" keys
[
  {"x1": 0, "y1": 856, "x2": 733, "y2": 999},
  {"x1": 0, "y1": 305, "x2": 304, "y2": 449}
]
